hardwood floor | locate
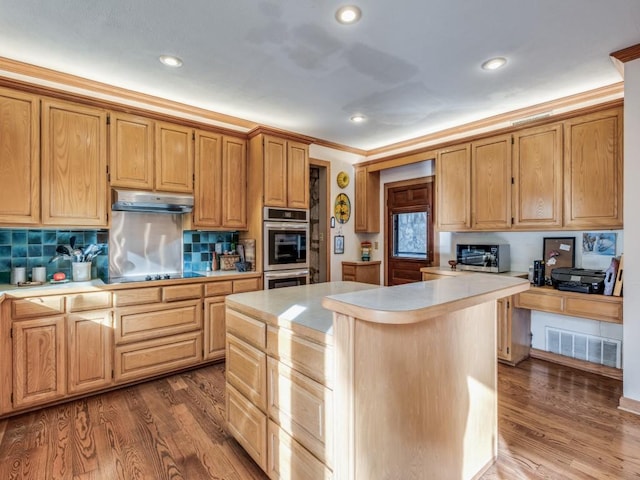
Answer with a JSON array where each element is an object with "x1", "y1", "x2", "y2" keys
[{"x1": 1, "y1": 358, "x2": 639, "y2": 479}]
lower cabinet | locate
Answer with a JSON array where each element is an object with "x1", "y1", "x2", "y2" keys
[{"x1": 497, "y1": 297, "x2": 531, "y2": 366}]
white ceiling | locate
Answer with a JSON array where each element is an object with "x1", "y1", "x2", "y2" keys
[{"x1": 1, "y1": 1, "x2": 639, "y2": 151}]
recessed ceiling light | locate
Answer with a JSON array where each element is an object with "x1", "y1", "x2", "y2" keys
[
  {"x1": 159, "y1": 55, "x2": 183, "y2": 67},
  {"x1": 481, "y1": 57, "x2": 507, "y2": 71},
  {"x1": 350, "y1": 114, "x2": 366, "y2": 123},
  {"x1": 335, "y1": 5, "x2": 362, "y2": 24}
]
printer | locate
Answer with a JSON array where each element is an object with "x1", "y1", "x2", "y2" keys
[{"x1": 550, "y1": 267, "x2": 606, "y2": 294}]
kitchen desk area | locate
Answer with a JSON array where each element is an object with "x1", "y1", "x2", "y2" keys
[{"x1": 224, "y1": 275, "x2": 530, "y2": 479}]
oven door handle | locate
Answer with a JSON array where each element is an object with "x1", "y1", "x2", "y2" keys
[
  {"x1": 264, "y1": 221, "x2": 308, "y2": 231},
  {"x1": 264, "y1": 270, "x2": 309, "y2": 278}
]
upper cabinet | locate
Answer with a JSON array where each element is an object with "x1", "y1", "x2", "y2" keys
[
  {"x1": 155, "y1": 121, "x2": 194, "y2": 193},
  {"x1": 262, "y1": 135, "x2": 309, "y2": 209},
  {"x1": 354, "y1": 165, "x2": 380, "y2": 233},
  {"x1": 0, "y1": 87, "x2": 40, "y2": 225},
  {"x1": 41, "y1": 98, "x2": 108, "y2": 227},
  {"x1": 563, "y1": 107, "x2": 623, "y2": 229},
  {"x1": 109, "y1": 112, "x2": 154, "y2": 190},
  {"x1": 194, "y1": 131, "x2": 247, "y2": 230},
  {"x1": 436, "y1": 144, "x2": 471, "y2": 231},
  {"x1": 512, "y1": 123, "x2": 563, "y2": 229}
]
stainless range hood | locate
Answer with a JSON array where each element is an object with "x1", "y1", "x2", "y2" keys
[{"x1": 111, "y1": 189, "x2": 194, "y2": 213}]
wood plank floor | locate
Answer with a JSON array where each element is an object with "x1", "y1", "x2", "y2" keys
[{"x1": 1, "y1": 358, "x2": 639, "y2": 479}]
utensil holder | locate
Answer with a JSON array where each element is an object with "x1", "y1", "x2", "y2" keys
[{"x1": 72, "y1": 262, "x2": 91, "y2": 282}]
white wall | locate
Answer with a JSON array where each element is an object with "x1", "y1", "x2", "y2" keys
[{"x1": 623, "y1": 59, "x2": 640, "y2": 402}]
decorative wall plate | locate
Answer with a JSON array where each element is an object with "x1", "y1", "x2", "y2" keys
[
  {"x1": 337, "y1": 171, "x2": 350, "y2": 188},
  {"x1": 334, "y1": 193, "x2": 351, "y2": 223}
]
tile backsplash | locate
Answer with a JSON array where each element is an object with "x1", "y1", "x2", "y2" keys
[
  {"x1": 0, "y1": 229, "x2": 109, "y2": 283},
  {"x1": 0, "y1": 228, "x2": 239, "y2": 283}
]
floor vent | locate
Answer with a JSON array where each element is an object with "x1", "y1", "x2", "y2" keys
[{"x1": 545, "y1": 327, "x2": 621, "y2": 368}]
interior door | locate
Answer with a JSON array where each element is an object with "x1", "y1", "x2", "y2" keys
[{"x1": 386, "y1": 179, "x2": 434, "y2": 285}]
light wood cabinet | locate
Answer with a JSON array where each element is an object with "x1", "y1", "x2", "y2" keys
[
  {"x1": 342, "y1": 261, "x2": 380, "y2": 285},
  {"x1": 204, "y1": 296, "x2": 226, "y2": 361},
  {"x1": 262, "y1": 135, "x2": 309, "y2": 209},
  {"x1": 227, "y1": 382, "x2": 268, "y2": 470},
  {"x1": 155, "y1": 120, "x2": 194, "y2": 193},
  {"x1": 12, "y1": 315, "x2": 66, "y2": 408},
  {"x1": 354, "y1": 165, "x2": 380, "y2": 233},
  {"x1": 41, "y1": 98, "x2": 108, "y2": 226},
  {"x1": 563, "y1": 107, "x2": 623, "y2": 229},
  {"x1": 67, "y1": 310, "x2": 113, "y2": 394},
  {"x1": 497, "y1": 296, "x2": 531, "y2": 366},
  {"x1": 471, "y1": 134, "x2": 512, "y2": 230},
  {"x1": 512, "y1": 123, "x2": 563, "y2": 229},
  {"x1": 194, "y1": 131, "x2": 247, "y2": 229},
  {"x1": 0, "y1": 87, "x2": 40, "y2": 225},
  {"x1": 436, "y1": 144, "x2": 471, "y2": 230},
  {"x1": 109, "y1": 111, "x2": 154, "y2": 190}
]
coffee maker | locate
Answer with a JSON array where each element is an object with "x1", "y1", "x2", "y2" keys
[{"x1": 532, "y1": 260, "x2": 545, "y2": 286}]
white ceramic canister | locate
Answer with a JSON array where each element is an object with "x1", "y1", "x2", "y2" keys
[
  {"x1": 32, "y1": 266, "x2": 47, "y2": 283},
  {"x1": 72, "y1": 262, "x2": 91, "y2": 282},
  {"x1": 10, "y1": 266, "x2": 26, "y2": 284}
]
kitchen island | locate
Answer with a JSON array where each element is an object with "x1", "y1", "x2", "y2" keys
[{"x1": 224, "y1": 275, "x2": 530, "y2": 479}]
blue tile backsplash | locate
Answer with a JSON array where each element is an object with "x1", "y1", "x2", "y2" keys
[{"x1": 0, "y1": 228, "x2": 238, "y2": 283}]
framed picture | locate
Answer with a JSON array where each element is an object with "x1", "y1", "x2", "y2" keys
[
  {"x1": 334, "y1": 235, "x2": 344, "y2": 254},
  {"x1": 542, "y1": 237, "x2": 575, "y2": 280},
  {"x1": 582, "y1": 232, "x2": 617, "y2": 256}
]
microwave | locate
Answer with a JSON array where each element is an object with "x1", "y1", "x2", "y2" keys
[{"x1": 455, "y1": 244, "x2": 510, "y2": 273}]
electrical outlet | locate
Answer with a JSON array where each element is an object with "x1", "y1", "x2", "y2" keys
[{"x1": 374, "y1": 241, "x2": 379, "y2": 250}]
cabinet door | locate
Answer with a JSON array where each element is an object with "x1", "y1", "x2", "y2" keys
[
  {"x1": 0, "y1": 87, "x2": 40, "y2": 225},
  {"x1": 67, "y1": 310, "x2": 113, "y2": 394},
  {"x1": 263, "y1": 135, "x2": 288, "y2": 207},
  {"x1": 563, "y1": 108, "x2": 623, "y2": 229},
  {"x1": 155, "y1": 121, "x2": 194, "y2": 193},
  {"x1": 222, "y1": 136, "x2": 248, "y2": 228},
  {"x1": 354, "y1": 166, "x2": 380, "y2": 233},
  {"x1": 286, "y1": 140, "x2": 309, "y2": 209},
  {"x1": 109, "y1": 112, "x2": 154, "y2": 189},
  {"x1": 436, "y1": 144, "x2": 471, "y2": 230},
  {"x1": 41, "y1": 99, "x2": 108, "y2": 226},
  {"x1": 512, "y1": 123, "x2": 563, "y2": 229},
  {"x1": 496, "y1": 298, "x2": 511, "y2": 362},
  {"x1": 204, "y1": 296, "x2": 226, "y2": 361},
  {"x1": 193, "y1": 130, "x2": 223, "y2": 227},
  {"x1": 471, "y1": 135, "x2": 511, "y2": 230},
  {"x1": 13, "y1": 315, "x2": 66, "y2": 408}
]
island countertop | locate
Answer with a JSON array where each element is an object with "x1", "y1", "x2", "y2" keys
[{"x1": 322, "y1": 273, "x2": 530, "y2": 324}]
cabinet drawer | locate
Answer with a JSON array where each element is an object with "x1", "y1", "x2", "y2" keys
[
  {"x1": 204, "y1": 281, "x2": 233, "y2": 297},
  {"x1": 267, "y1": 358, "x2": 332, "y2": 466},
  {"x1": 342, "y1": 264, "x2": 356, "y2": 276},
  {"x1": 226, "y1": 333, "x2": 267, "y2": 410},
  {"x1": 114, "y1": 331, "x2": 202, "y2": 383},
  {"x1": 233, "y1": 277, "x2": 260, "y2": 293},
  {"x1": 114, "y1": 287, "x2": 162, "y2": 307},
  {"x1": 12, "y1": 296, "x2": 65, "y2": 318},
  {"x1": 565, "y1": 297, "x2": 622, "y2": 323},
  {"x1": 267, "y1": 326, "x2": 332, "y2": 387},
  {"x1": 163, "y1": 283, "x2": 202, "y2": 302},
  {"x1": 67, "y1": 291, "x2": 112, "y2": 312},
  {"x1": 226, "y1": 308, "x2": 266, "y2": 349},
  {"x1": 267, "y1": 419, "x2": 332, "y2": 480},
  {"x1": 115, "y1": 300, "x2": 202, "y2": 344},
  {"x1": 226, "y1": 383, "x2": 267, "y2": 471},
  {"x1": 515, "y1": 290, "x2": 563, "y2": 312}
]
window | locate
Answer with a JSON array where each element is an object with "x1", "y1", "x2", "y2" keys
[{"x1": 392, "y1": 211, "x2": 427, "y2": 259}]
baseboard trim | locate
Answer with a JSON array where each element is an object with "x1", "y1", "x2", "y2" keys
[
  {"x1": 619, "y1": 396, "x2": 640, "y2": 416},
  {"x1": 529, "y1": 348, "x2": 623, "y2": 381}
]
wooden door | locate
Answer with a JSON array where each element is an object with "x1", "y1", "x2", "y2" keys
[
  {"x1": 354, "y1": 166, "x2": 380, "y2": 233},
  {"x1": 194, "y1": 130, "x2": 223, "y2": 228},
  {"x1": 287, "y1": 140, "x2": 309, "y2": 209},
  {"x1": 263, "y1": 135, "x2": 288, "y2": 207},
  {"x1": 471, "y1": 134, "x2": 512, "y2": 230},
  {"x1": 512, "y1": 123, "x2": 563, "y2": 229},
  {"x1": 109, "y1": 111, "x2": 154, "y2": 190},
  {"x1": 0, "y1": 87, "x2": 40, "y2": 225},
  {"x1": 563, "y1": 107, "x2": 623, "y2": 229},
  {"x1": 222, "y1": 136, "x2": 248, "y2": 228},
  {"x1": 436, "y1": 144, "x2": 471, "y2": 231},
  {"x1": 155, "y1": 121, "x2": 194, "y2": 193},
  {"x1": 67, "y1": 310, "x2": 113, "y2": 394},
  {"x1": 204, "y1": 296, "x2": 226, "y2": 361},
  {"x1": 386, "y1": 180, "x2": 433, "y2": 286},
  {"x1": 41, "y1": 99, "x2": 108, "y2": 226},
  {"x1": 13, "y1": 315, "x2": 66, "y2": 408}
]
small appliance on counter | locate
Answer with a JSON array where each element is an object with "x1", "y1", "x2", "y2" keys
[
  {"x1": 455, "y1": 243, "x2": 510, "y2": 273},
  {"x1": 550, "y1": 267, "x2": 606, "y2": 294}
]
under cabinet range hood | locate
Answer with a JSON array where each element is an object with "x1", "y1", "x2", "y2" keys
[{"x1": 111, "y1": 189, "x2": 194, "y2": 213}]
